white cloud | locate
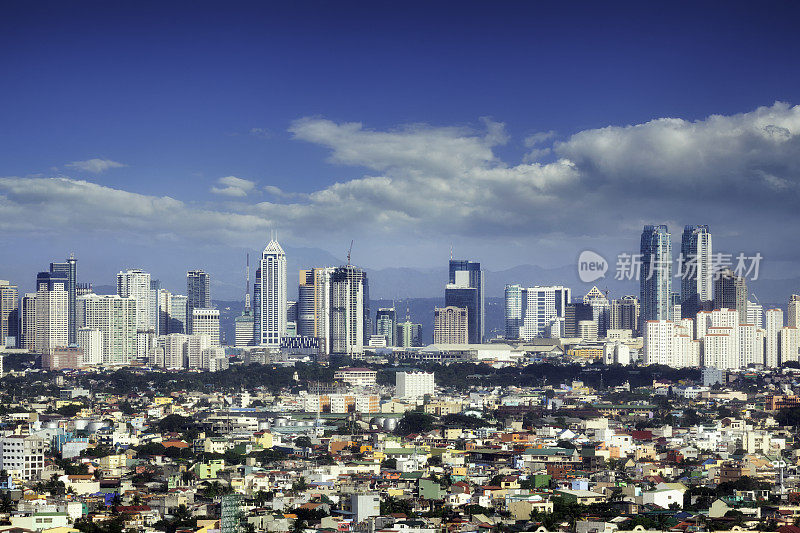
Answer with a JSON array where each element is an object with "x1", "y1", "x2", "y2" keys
[
  {"x1": 210, "y1": 176, "x2": 257, "y2": 197},
  {"x1": 4, "y1": 103, "x2": 800, "y2": 263},
  {"x1": 65, "y1": 158, "x2": 125, "y2": 173}
]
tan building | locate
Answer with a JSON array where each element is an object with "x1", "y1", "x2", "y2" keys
[{"x1": 434, "y1": 306, "x2": 468, "y2": 344}]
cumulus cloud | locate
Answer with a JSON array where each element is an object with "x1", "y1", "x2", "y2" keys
[
  {"x1": 3, "y1": 103, "x2": 800, "y2": 263},
  {"x1": 210, "y1": 176, "x2": 257, "y2": 197},
  {"x1": 65, "y1": 158, "x2": 125, "y2": 173}
]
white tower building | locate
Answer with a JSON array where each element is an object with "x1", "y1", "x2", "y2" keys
[{"x1": 258, "y1": 239, "x2": 287, "y2": 347}]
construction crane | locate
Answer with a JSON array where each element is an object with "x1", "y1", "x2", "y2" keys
[{"x1": 346, "y1": 240, "x2": 354, "y2": 266}]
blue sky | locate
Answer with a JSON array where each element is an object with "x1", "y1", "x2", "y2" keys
[{"x1": 2, "y1": 1, "x2": 800, "y2": 298}]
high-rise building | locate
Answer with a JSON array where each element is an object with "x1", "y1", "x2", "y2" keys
[
  {"x1": 375, "y1": 308, "x2": 397, "y2": 347},
  {"x1": 396, "y1": 320, "x2": 423, "y2": 348},
  {"x1": 640, "y1": 225, "x2": 672, "y2": 323},
  {"x1": 286, "y1": 300, "x2": 298, "y2": 336},
  {"x1": 117, "y1": 269, "x2": 153, "y2": 332},
  {"x1": 448, "y1": 259, "x2": 484, "y2": 342},
  {"x1": 256, "y1": 239, "x2": 287, "y2": 347},
  {"x1": 504, "y1": 285, "x2": 524, "y2": 340},
  {"x1": 518, "y1": 286, "x2": 571, "y2": 340},
  {"x1": 50, "y1": 254, "x2": 77, "y2": 344},
  {"x1": 330, "y1": 265, "x2": 369, "y2": 355},
  {"x1": 297, "y1": 270, "x2": 317, "y2": 338},
  {"x1": 168, "y1": 294, "x2": 188, "y2": 334},
  {"x1": 191, "y1": 308, "x2": 220, "y2": 346},
  {"x1": 643, "y1": 320, "x2": 700, "y2": 368},
  {"x1": 696, "y1": 308, "x2": 739, "y2": 370},
  {"x1": 584, "y1": 286, "x2": 610, "y2": 337},
  {"x1": 610, "y1": 295, "x2": 639, "y2": 333},
  {"x1": 77, "y1": 294, "x2": 137, "y2": 365},
  {"x1": 186, "y1": 270, "x2": 211, "y2": 332},
  {"x1": 680, "y1": 225, "x2": 712, "y2": 319},
  {"x1": 746, "y1": 300, "x2": 764, "y2": 329},
  {"x1": 434, "y1": 306, "x2": 469, "y2": 344},
  {"x1": 714, "y1": 269, "x2": 747, "y2": 325},
  {"x1": 76, "y1": 327, "x2": 103, "y2": 366},
  {"x1": 35, "y1": 272, "x2": 69, "y2": 354},
  {"x1": 445, "y1": 283, "x2": 479, "y2": 343},
  {"x1": 297, "y1": 267, "x2": 336, "y2": 352},
  {"x1": 565, "y1": 302, "x2": 593, "y2": 338},
  {"x1": 780, "y1": 327, "x2": 800, "y2": 365},
  {"x1": 0, "y1": 281, "x2": 19, "y2": 348},
  {"x1": 670, "y1": 292, "x2": 682, "y2": 322},
  {"x1": 764, "y1": 308, "x2": 784, "y2": 368},
  {"x1": 20, "y1": 293, "x2": 36, "y2": 352},
  {"x1": 788, "y1": 295, "x2": 800, "y2": 329},
  {"x1": 738, "y1": 323, "x2": 761, "y2": 367}
]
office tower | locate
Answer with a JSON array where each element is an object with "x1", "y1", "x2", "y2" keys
[
  {"x1": 76, "y1": 327, "x2": 102, "y2": 366},
  {"x1": 584, "y1": 286, "x2": 610, "y2": 337},
  {"x1": 21, "y1": 293, "x2": 36, "y2": 351},
  {"x1": 714, "y1": 269, "x2": 747, "y2": 325},
  {"x1": 256, "y1": 239, "x2": 287, "y2": 347},
  {"x1": 696, "y1": 308, "x2": 739, "y2": 370},
  {"x1": 395, "y1": 371, "x2": 435, "y2": 398},
  {"x1": 518, "y1": 286, "x2": 571, "y2": 340},
  {"x1": 35, "y1": 272, "x2": 69, "y2": 354},
  {"x1": 565, "y1": 302, "x2": 593, "y2": 338},
  {"x1": 77, "y1": 294, "x2": 137, "y2": 365},
  {"x1": 746, "y1": 300, "x2": 763, "y2": 329},
  {"x1": 149, "y1": 279, "x2": 161, "y2": 335},
  {"x1": 780, "y1": 327, "x2": 800, "y2": 365},
  {"x1": 610, "y1": 295, "x2": 640, "y2": 333},
  {"x1": 76, "y1": 283, "x2": 93, "y2": 297},
  {"x1": 764, "y1": 309, "x2": 783, "y2": 368},
  {"x1": 680, "y1": 225, "x2": 712, "y2": 319},
  {"x1": 117, "y1": 269, "x2": 153, "y2": 331},
  {"x1": 235, "y1": 254, "x2": 255, "y2": 347},
  {"x1": 330, "y1": 265, "x2": 369, "y2": 355},
  {"x1": 297, "y1": 270, "x2": 316, "y2": 337},
  {"x1": 0, "y1": 281, "x2": 19, "y2": 348},
  {"x1": 187, "y1": 270, "x2": 211, "y2": 332},
  {"x1": 286, "y1": 300, "x2": 298, "y2": 336},
  {"x1": 396, "y1": 320, "x2": 423, "y2": 348},
  {"x1": 445, "y1": 283, "x2": 479, "y2": 344},
  {"x1": 375, "y1": 308, "x2": 397, "y2": 347},
  {"x1": 670, "y1": 292, "x2": 682, "y2": 322},
  {"x1": 434, "y1": 306, "x2": 469, "y2": 344},
  {"x1": 157, "y1": 289, "x2": 171, "y2": 335},
  {"x1": 448, "y1": 259, "x2": 484, "y2": 342},
  {"x1": 640, "y1": 224, "x2": 672, "y2": 322},
  {"x1": 191, "y1": 308, "x2": 220, "y2": 346},
  {"x1": 504, "y1": 285, "x2": 524, "y2": 340},
  {"x1": 789, "y1": 295, "x2": 800, "y2": 329},
  {"x1": 50, "y1": 254, "x2": 77, "y2": 344}
]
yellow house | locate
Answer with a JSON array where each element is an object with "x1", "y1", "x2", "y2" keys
[
  {"x1": 153, "y1": 397, "x2": 173, "y2": 406},
  {"x1": 99, "y1": 454, "x2": 127, "y2": 476},
  {"x1": 194, "y1": 459, "x2": 225, "y2": 479},
  {"x1": 251, "y1": 432, "x2": 273, "y2": 449}
]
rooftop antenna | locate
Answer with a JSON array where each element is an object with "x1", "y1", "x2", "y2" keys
[
  {"x1": 245, "y1": 253, "x2": 251, "y2": 311},
  {"x1": 449, "y1": 245, "x2": 453, "y2": 260},
  {"x1": 347, "y1": 240, "x2": 354, "y2": 267}
]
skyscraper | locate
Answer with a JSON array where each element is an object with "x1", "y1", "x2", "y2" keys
[
  {"x1": 50, "y1": 255, "x2": 77, "y2": 344},
  {"x1": 448, "y1": 259, "x2": 484, "y2": 342},
  {"x1": 640, "y1": 225, "x2": 672, "y2": 323},
  {"x1": 375, "y1": 308, "x2": 397, "y2": 347},
  {"x1": 0, "y1": 281, "x2": 19, "y2": 348},
  {"x1": 714, "y1": 269, "x2": 747, "y2": 325},
  {"x1": 584, "y1": 286, "x2": 610, "y2": 337},
  {"x1": 444, "y1": 283, "x2": 479, "y2": 344},
  {"x1": 765, "y1": 308, "x2": 784, "y2": 367},
  {"x1": 21, "y1": 293, "x2": 36, "y2": 352},
  {"x1": 680, "y1": 225, "x2": 712, "y2": 319},
  {"x1": 434, "y1": 306, "x2": 468, "y2": 344},
  {"x1": 35, "y1": 272, "x2": 69, "y2": 354},
  {"x1": 257, "y1": 239, "x2": 287, "y2": 347},
  {"x1": 77, "y1": 294, "x2": 137, "y2": 365},
  {"x1": 610, "y1": 295, "x2": 640, "y2": 333},
  {"x1": 117, "y1": 269, "x2": 153, "y2": 331},
  {"x1": 504, "y1": 285, "x2": 524, "y2": 340},
  {"x1": 789, "y1": 294, "x2": 800, "y2": 329},
  {"x1": 297, "y1": 270, "x2": 316, "y2": 338},
  {"x1": 517, "y1": 286, "x2": 571, "y2": 340},
  {"x1": 187, "y1": 270, "x2": 211, "y2": 333},
  {"x1": 329, "y1": 265, "x2": 369, "y2": 355}
]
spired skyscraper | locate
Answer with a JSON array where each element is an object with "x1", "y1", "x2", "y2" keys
[
  {"x1": 680, "y1": 225, "x2": 712, "y2": 319},
  {"x1": 445, "y1": 259, "x2": 484, "y2": 343},
  {"x1": 50, "y1": 254, "x2": 77, "y2": 345},
  {"x1": 640, "y1": 225, "x2": 672, "y2": 323},
  {"x1": 255, "y1": 238, "x2": 287, "y2": 347}
]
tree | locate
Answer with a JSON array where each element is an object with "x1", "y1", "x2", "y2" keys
[{"x1": 394, "y1": 411, "x2": 436, "y2": 436}]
